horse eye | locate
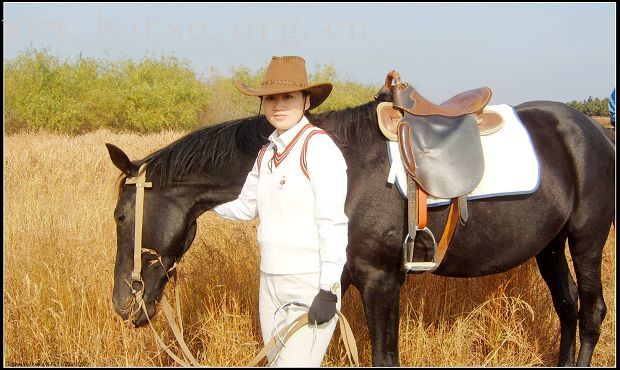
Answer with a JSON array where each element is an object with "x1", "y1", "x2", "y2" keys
[{"x1": 117, "y1": 214, "x2": 126, "y2": 224}]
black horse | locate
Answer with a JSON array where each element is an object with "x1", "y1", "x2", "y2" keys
[{"x1": 107, "y1": 97, "x2": 614, "y2": 367}]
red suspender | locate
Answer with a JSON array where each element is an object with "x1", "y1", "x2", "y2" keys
[
  {"x1": 257, "y1": 125, "x2": 327, "y2": 179},
  {"x1": 273, "y1": 123, "x2": 313, "y2": 168},
  {"x1": 256, "y1": 144, "x2": 269, "y2": 174},
  {"x1": 300, "y1": 128, "x2": 327, "y2": 180}
]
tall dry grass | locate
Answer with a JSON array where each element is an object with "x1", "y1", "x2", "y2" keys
[{"x1": 3, "y1": 130, "x2": 616, "y2": 366}]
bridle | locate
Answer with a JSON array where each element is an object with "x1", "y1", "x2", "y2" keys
[
  {"x1": 124, "y1": 163, "x2": 203, "y2": 366},
  {"x1": 124, "y1": 163, "x2": 178, "y2": 309},
  {"x1": 122, "y1": 163, "x2": 359, "y2": 367}
]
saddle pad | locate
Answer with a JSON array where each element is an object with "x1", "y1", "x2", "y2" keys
[{"x1": 386, "y1": 104, "x2": 540, "y2": 206}]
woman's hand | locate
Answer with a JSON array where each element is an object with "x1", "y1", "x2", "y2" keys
[{"x1": 308, "y1": 289, "x2": 337, "y2": 325}]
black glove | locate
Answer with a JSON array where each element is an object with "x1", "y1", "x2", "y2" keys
[{"x1": 308, "y1": 289, "x2": 337, "y2": 325}]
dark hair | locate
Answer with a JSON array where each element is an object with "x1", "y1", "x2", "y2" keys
[
  {"x1": 259, "y1": 91, "x2": 310, "y2": 113},
  {"x1": 302, "y1": 91, "x2": 311, "y2": 112}
]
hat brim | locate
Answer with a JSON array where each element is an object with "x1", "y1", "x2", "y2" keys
[{"x1": 235, "y1": 81, "x2": 332, "y2": 110}]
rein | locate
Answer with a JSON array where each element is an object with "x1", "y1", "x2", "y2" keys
[{"x1": 124, "y1": 165, "x2": 359, "y2": 367}]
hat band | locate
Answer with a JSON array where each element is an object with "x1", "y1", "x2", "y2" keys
[{"x1": 261, "y1": 79, "x2": 306, "y2": 88}]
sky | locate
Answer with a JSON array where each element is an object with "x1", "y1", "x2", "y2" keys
[{"x1": 3, "y1": 2, "x2": 616, "y2": 105}]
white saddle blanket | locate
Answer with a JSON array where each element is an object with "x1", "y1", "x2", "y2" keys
[{"x1": 387, "y1": 104, "x2": 540, "y2": 207}]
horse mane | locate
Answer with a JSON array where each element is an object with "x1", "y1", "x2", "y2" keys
[
  {"x1": 134, "y1": 115, "x2": 270, "y2": 185},
  {"x1": 309, "y1": 100, "x2": 382, "y2": 148},
  {"x1": 122, "y1": 100, "x2": 381, "y2": 189}
]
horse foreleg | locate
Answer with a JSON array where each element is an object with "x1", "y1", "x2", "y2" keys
[
  {"x1": 359, "y1": 269, "x2": 403, "y2": 366},
  {"x1": 535, "y1": 231, "x2": 578, "y2": 366}
]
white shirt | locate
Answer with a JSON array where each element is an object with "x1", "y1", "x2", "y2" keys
[{"x1": 213, "y1": 116, "x2": 349, "y2": 290}]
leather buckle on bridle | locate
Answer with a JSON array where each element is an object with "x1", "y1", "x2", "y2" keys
[{"x1": 130, "y1": 278, "x2": 144, "y2": 294}]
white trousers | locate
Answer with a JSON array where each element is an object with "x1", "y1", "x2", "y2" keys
[{"x1": 259, "y1": 271, "x2": 341, "y2": 367}]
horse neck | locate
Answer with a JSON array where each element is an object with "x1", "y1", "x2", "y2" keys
[
  {"x1": 181, "y1": 151, "x2": 257, "y2": 220},
  {"x1": 168, "y1": 102, "x2": 383, "y2": 218}
]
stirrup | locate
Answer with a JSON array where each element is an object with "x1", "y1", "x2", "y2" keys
[{"x1": 403, "y1": 227, "x2": 438, "y2": 272}]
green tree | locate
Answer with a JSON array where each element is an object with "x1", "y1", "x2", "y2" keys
[{"x1": 567, "y1": 96, "x2": 610, "y2": 116}]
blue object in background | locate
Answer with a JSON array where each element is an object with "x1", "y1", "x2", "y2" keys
[{"x1": 609, "y1": 88, "x2": 615, "y2": 128}]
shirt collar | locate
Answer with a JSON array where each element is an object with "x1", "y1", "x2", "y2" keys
[{"x1": 268, "y1": 115, "x2": 309, "y2": 151}]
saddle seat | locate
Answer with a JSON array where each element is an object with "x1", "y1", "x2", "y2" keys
[
  {"x1": 377, "y1": 101, "x2": 504, "y2": 142},
  {"x1": 394, "y1": 83, "x2": 492, "y2": 118}
]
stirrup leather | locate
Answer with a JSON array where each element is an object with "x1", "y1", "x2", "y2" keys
[{"x1": 402, "y1": 176, "x2": 461, "y2": 272}]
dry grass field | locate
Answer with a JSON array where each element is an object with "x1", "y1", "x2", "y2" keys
[
  {"x1": 3, "y1": 129, "x2": 616, "y2": 366},
  {"x1": 591, "y1": 116, "x2": 613, "y2": 128}
]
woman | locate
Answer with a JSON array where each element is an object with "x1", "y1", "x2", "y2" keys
[{"x1": 212, "y1": 56, "x2": 348, "y2": 367}]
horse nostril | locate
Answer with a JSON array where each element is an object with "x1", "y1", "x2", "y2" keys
[{"x1": 113, "y1": 302, "x2": 129, "y2": 320}]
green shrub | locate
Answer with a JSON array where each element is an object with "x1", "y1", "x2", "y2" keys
[
  {"x1": 4, "y1": 49, "x2": 103, "y2": 133},
  {"x1": 567, "y1": 96, "x2": 610, "y2": 116},
  {"x1": 4, "y1": 48, "x2": 210, "y2": 134},
  {"x1": 200, "y1": 67, "x2": 266, "y2": 124},
  {"x1": 113, "y1": 56, "x2": 211, "y2": 132},
  {"x1": 4, "y1": 49, "x2": 378, "y2": 134},
  {"x1": 308, "y1": 63, "x2": 377, "y2": 113}
]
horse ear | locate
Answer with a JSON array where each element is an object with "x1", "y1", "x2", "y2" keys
[{"x1": 105, "y1": 143, "x2": 139, "y2": 177}]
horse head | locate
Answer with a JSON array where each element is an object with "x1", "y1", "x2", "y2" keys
[
  {"x1": 106, "y1": 143, "x2": 199, "y2": 326},
  {"x1": 105, "y1": 117, "x2": 272, "y2": 327}
]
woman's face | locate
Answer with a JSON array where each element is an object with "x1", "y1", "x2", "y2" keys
[{"x1": 262, "y1": 91, "x2": 310, "y2": 134}]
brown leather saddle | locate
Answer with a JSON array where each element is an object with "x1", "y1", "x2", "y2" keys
[
  {"x1": 377, "y1": 83, "x2": 504, "y2": 141},
  {"x1": 375, "y1": 71, "x2": 502, "y2": 272}
]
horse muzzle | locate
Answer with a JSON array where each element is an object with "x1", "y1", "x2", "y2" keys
[
  {"x1": 131, "y1": 301, "x2": 157, "y2": 327},
  {"x1": 112, "y1": 292, "x2": 157, "y2": 327}
]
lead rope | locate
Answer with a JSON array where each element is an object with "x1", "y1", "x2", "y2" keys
[
  {"x1": 247, "y1": 309, "x2": 359, "y2": 367},
  {"x1": 140, "y1": 280, "x2": 359, "y2": 367}
]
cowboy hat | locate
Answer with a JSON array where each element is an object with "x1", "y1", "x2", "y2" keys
[{"x1": 234, "y1": 56, "x2": 332, "y2": 110}]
